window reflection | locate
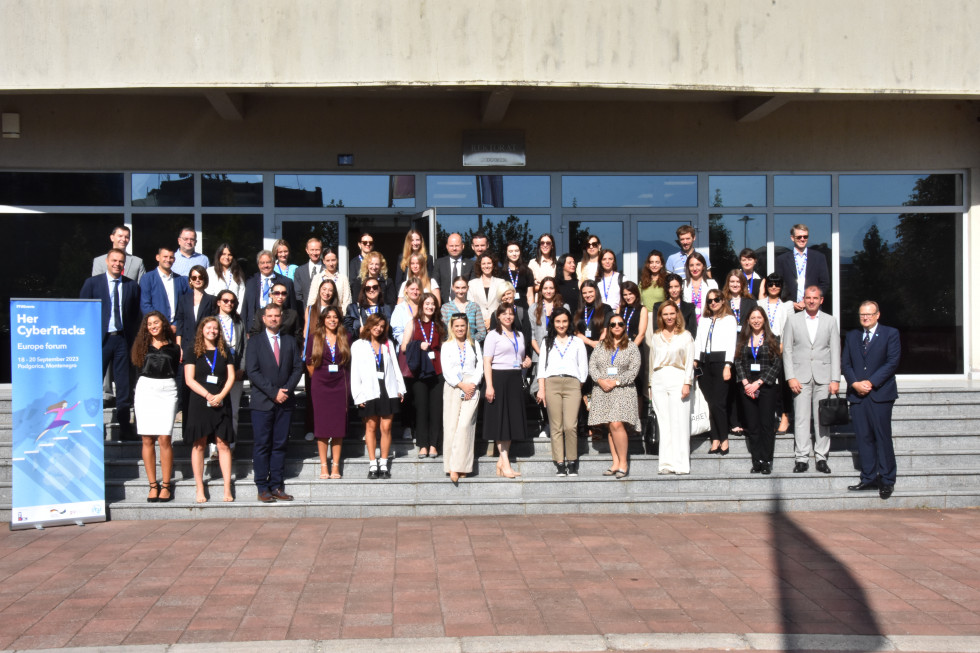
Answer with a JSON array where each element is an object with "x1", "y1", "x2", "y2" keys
[
  {"x1": 562, "y1": 176, "x2": 696, "y2": 208},
  {"x1": 427, "y1": 176, "x2": 550, "y2": 208},
  {"x1": 434, "y1": 214, "x2": 550, "y2": 260},
  {"x1": 565, "y1": 220, "x2": 625, "y2": 270},
  {"x1": 708, "y1": 176, "x2": 766, "y2": 207},
  {"x1": 132, "y1": 214, "x2": 194, "y2": 266},
  {"x1": 709, "y1": 213, "x2": 767, "y2": 278},
  {"x1": 839, "y1": 174, "x2": 963, "y2": 207},
  {"x1": 0, "y1": 172, "x2": 123, "y2": 206},
  {"x1": 203, "y1": 214, "x2": 265, "y2": 277},
  {"x1": 637, "y1": 220, "x2": 691, "y2": 277},
  {"x1": 202, "y1": 173, "x2": 263, "y2": 207},
  {"x1": 839, "y1": 212, "x2": 962, "y2": 373},
  {"x1": 275, "y1": 175, "x2": 415, "y2": 208},
  {"x1": 774, "y1": 175, "x2": 831, "y2": 207},
  {"x1": 132, "y1": 173, "x2": 193, "y2": 207}
]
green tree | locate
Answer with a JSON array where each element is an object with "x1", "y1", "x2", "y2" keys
[{"x1": 708, "y1": 214, "x2": 738, "y2": 279}]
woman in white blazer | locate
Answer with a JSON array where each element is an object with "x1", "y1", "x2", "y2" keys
[
  {"x1": 693, "y1": 288, "x2": 738, "y2": 455},
  {"x1": 350, "y1": 313, "x2": 406, "y2": 480},
  {"x1": 468, "y1": 253, "x2": 508, "y2": 331}
]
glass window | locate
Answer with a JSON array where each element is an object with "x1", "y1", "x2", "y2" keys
[
  {"x1": 132, "y1": 214, "x2": 194, "y2": 266},
  {"x1": 132, "y1": 173, "x2": 194, "y2": 207},
  {"x1": 278, "y1": 220, "x2": 341, "y2": 264},
  {"x1": 562, "y1": 175, "x2": 697, "y2": 208},
  {"x1": 774, "y1": 175, "x2": 831, "y2": 207},
  {"x1": 771, "y1": 214, "x2": 833, "y2": 305},
  {"x1": 434, "y1": 214, "x2": 550, "y2": 260},
  {"x1": 275, "y1": 175, "x2": 415, "y2": 208},
  {"x1": 839, "y1": 174, "x2": 963, "y2": 207},
  {"x1": 564, "y1": 220, "x2": 625, "y2": 272},
  {"x1": 202, "y1": 174, "x2": 263, "y2": 207},
  {"x1": 708, "y1": 175, "x2": 766, "y2": 208},
  {"x1": 427, "y1": 176, "x2": 550, "y2": 208},
  {"x1": 202, "y1": 214, "x2": 265, "y2": 277},
  {"x1": 709, "y1": 213, "x2": 767, "y2": 279},
  {"x1": 0, "y1": 172, "x2": 123, "y2": 206},
  {"x1": 839, "y1": 212, "x2": 962, "y2": 373},
  {"x1": 0, "y1": 213, "x2": 123, "y2": 382},
  {"x1": 636, "y1": 220, "x2": 692, "y2": 278}
]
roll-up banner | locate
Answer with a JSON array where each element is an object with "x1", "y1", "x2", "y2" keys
[{"x1": 9, "y1": 299, "x2": 106, "y2": 529}]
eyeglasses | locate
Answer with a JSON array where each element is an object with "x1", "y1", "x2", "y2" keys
[
  {"x1": 365, "y1": 285, "x2": 380, "y2": 291},
  {"x1": 218, "y1": 298, "x2": 236, "y2": 304},
  {"x1": 708, "y1": 298, "x2": 723, "y2": 304},
  {"x1": 270, "y1": 291, "x2": 288, "y2": 296},
  {"x1": 361, "y1": 239, "x2": 374, "y2": 245},
  {"x1": 587, "y1": 241, "x2": 600, "y2": 248},
  {"x1": 859, "y1": 313, "x2": 878, "y2": 318},
  {"x1": 539, "y1": 240, "x2": 552, "y2": 246},
  {"x1": 609, "y1": 321, "x2": 626, "y2": 327},
  {"x1": 768, "y1": 283, "x2": 782, "y2": 288},
  {"x1": 794, "y1": 234, "x2": 809, "y2": 241},
  {"x1": 189, "y1": 275, "x2": 203, "y2": 281}
]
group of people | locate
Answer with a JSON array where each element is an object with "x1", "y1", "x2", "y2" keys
[{"x1": 83, "y1": 220, "x2": 901, "y2": 503}]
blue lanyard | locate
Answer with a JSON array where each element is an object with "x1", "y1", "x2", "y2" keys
[
  {"x1": 766, "y1": 299, "x2": 780, "y2": 328},
  {"x1": 585, "y1": 306, "x2": 594, "y2": 327},
  {"x1": 417, "y1": 319, "x2": 433, "y2": 346},
  {"x1": 611, "y1": 347, "x2": 620, "y2": 365},
  {"x1": 375, "y1": 347, "x2": 383, "y2": 371},
  {"x1": 707, "y1": 319, "x2": 715, "y2": 347},
  {"x1": 731, "y1": 300, "x2": 740, "y2": 324},
  {"x1": 795, "y1": 250, "x2": 807, "y2": 277},
  {"x1": 622, "y1": 307, "x2": 634, "y2": 330},
  {"x1": 602, "y1": 274, "x2": 611, "y2": 301},
  {"x1": 510, "y1": 331, "x2": 520, "y2": 358},
  {"x1": 744, "y1": 273, "x2": 754, "y2": 295},
  {"x1": 206, "y1": 348, "x2": 218, "y2": 375},
  {"x1": 276, "y1": 263, "x2": 289, "y2": 276},
  {"x1": 554, "y1": 336, "x2": 571, "y2": 359},
  {"x1": 508, "y1": 268, "x2": 519, "y2": 288},
  {"x1": 327, "y1": 336, "x2": 337, "y2": 363},
  {"x1": 457, "y1": 342, "x2": 467, "y2": 375},
  {"x1": 750, "y1": 334, "x2": 761, "y2": 361},
  {"x1": 219, "y1": 316, "x2": 235, "y2": 356}
]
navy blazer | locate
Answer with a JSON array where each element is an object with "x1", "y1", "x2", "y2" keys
[
  {"x1": 79, "y1": 273, "x2": 141, "y2": 344},
  {"x1": 139, "y1": 268, "x2": 189, "y2": 321},
  {"x1": 842, "y1": 324, "x2": 901, "y2": 403},
  {"x1": 774, "y1": 248, "x2": 830, "y2": 303},
  {"x1": 246, "y1": 330, "x2": 303, "y2": 411},
  {"x1": 174, "y1": 291, "x2": 217, "y2": 355},
  {"x1": 241, "y1": 272, "x2": 296, "y2": 331}
]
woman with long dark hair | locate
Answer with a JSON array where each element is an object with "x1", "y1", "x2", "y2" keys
[
  {"x1": 535, "y1": 307, "x2": 588, "y2": 476},
  {"x1": 184, "y1": 316, "x2": 236, "y2": 502},
  {"x1": 556, "y1": 253, "x2": 580, "y2": 315},
  {"x1": 650, "y1": 302, "x2": 695, "y2": 475},
  {"x1": 734, "y1": 306, "x2": 782, "y2": 475},
  {"x1": 682, "y1": 252, "x2": 718, "y2": 323},
  {"x1": 576, "y1": 235, "x2": 602, "y2": 287},
  {"x1": 503, "y1": 240, "x2": 535, "y2": 309},
  {"x1": 307, "y1": 305, "x2": 351, "y2": 479},
  {"x1": 483, "y1": 303, "x2": 533, "y2": 478},
  {"x1": 468, "y1": 253, "x2": 507, "y2": 331},
  {"x1": 344, "y1": 274, "x2": 393, "y2": 340},
  {"x1": 400, "y1": 292, "x2": 445, "y2": 458},
  {"x1": 214, "y1": 289, "x2": 245, "y2": 434},
  {"x1": 440, "y1": 275, "x2": 487, "y2": 344},
  {"x1": 639, "y1": 250, "x2": 667, "y2": 311},
  {"x1": 131, "y1": 311, "x2": 181, "y2": 503},
  {"x1": 588, "y1": 315, "x2": 641, "y2": 478},
  {"x1": 206, "y1": 243, "x2": 245, "y2": 306},
  {"x1": 693, "y1": 289, "x2": 738, "y2": 455},
  {"x1": 594, "y1": 248, "x2": 623, "y2": 311},
  {"x1": 528, "y1": 233, "x2": 558, "y2": 298}
]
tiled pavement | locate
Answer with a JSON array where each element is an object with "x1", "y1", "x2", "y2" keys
[{"x1": 0, "y1": 509, "x2": 979, "y2": 651}]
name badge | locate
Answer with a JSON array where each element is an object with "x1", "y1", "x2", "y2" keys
[
  {"x1": 512, "y1": 362, "x2": 521, "y2": 369},
  {"x1": 206, "y1": 375, "x2": 219, "y2": 384},
  {"x1": 376, "y1": 371, "x2": 385, "y2": 379},
  {"x1": 750, "y1": 363, "x2": 761, "y2": 372},
  {"x1": 427, "y1": 352, "x2": 435, "y2": 360},
  {"x1": 606, "y1": 366, "x2": 618, "y2": 376},
  {"x1": 328, "y1": 364, "x2": 339, "y2": 372},
  {"x1": 513, "y1": 292, "x2": 521, "y2": 299},
  {"x1": 584, "y1": 329, "x2": 592, "y2": 338}
]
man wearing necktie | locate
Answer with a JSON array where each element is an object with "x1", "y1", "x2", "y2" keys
[
  {"x1": 842, "y1": 300, "x2": 901, "y2": 499},
  {"x1": 292, "y1": 237, "x2": 323, "y2": 306},
  {"x1": 80, "y1": 248, "x2": 142, "y2": 440},
  {"x1": 241, "y1": 249, "x2": 295, "y2": 337},
  {"x1": 774, "y1": 223, "x2": 830, "y2": 312},
  {"x1": 434, "y1": 232, "x2": 474, "y2": 289},
  {"x1": 246, "y1": 303, "x2": 303, "y2": 503}
]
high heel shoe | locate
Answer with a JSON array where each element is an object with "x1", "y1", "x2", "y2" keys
[
  {"x1": 147, "y1": 482, "x2": 160, "y2": 503},
  {"x1": 319, "y1": 464, "x2": 330, "y2": 479},
  {"x1": 719, "y1": 448, "x2": 729, "y2": 456},
  {"x1": 158, "y1": 482, "x2": 173, "y2": 503},
  {"x1": 330, "y1": 463, "x2": 342, "y2": 480}
]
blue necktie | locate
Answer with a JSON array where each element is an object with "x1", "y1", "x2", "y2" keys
[{"x1": 862, "y1": 330, "x2": 870, "y2": 355}]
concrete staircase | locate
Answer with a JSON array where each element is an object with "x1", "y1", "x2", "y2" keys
[{"x1": 2, "y1": 383, "x2": 979, "y2": 520}]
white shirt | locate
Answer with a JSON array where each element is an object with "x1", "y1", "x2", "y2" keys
[
  {"x1": 694, "y1": 315, "x2": 738, "y2": 364},
  {"x1": 597, "y1": 273, "x2": 621, "y2": 312},
  {"x1": 440, "y1": 340, "x2": 484, "y2": 387},
  {"x1": 762, "y1": 298, "x2": 793, "y2": 337},
  {"x1": 390, "y1": 302, "x2": 417, "y2": 346},
  {"x1": 794, "y1": 249, "x2": 808, "y2": 302},
  {"x1": 535, "y1": 336, "x2": 589, "y2": 383},
  {"x1": 158, "y1": 267, "x2": 177, "y2": 321},
  {"x1": 259, "y1": 275, "x2": 276, "y2": 308},
  {"x1": 266, "y1": 329, "x2": 281, "y2": 357},
  {"x1": 805, "y1": 311, "x2": 820, "y2": 343}
]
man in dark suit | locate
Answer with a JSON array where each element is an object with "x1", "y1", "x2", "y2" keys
[
  {"x1": 433, "y1": 232, "x2": 474, "y2": 290},
  {"x1": 80, "y1": 248, "x2": 142, "y2": 439},
  {"x1": 292, "y1": 237, "x2": 323, "y2": 306},
  {"x1": 774, "y1": 223, "x2": 830, "y2": 311},
  {"x1": 241, "y1": 249, "x2": 296, "y2": 335},
  {"x1": 246, "y1": 303, "x2": 303, "y2": 503},
  {"x1": 139, "y1": 247, "x2": 188, "y2": 327},
  {"x1": 842, "y1": 300, "x2": 901, "y2": 499}
]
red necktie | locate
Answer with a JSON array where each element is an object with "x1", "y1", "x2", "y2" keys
[{"x1": 273, "y1": 334, "x2": 280, "y2": 365}]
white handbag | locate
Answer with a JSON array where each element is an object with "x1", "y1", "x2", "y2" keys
[{"x1": 690, "y1": 381, "x2": 711, "y2": 436}]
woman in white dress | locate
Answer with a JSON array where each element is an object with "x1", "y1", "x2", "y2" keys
[
  {"x1": 440, "y1": 313, "x2": 484, "y2": 484},
  {"x1": 649, "y1": 302, "x2": 695, "y2": 474}
]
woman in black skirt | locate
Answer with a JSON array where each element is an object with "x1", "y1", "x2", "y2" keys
[
  {"x1": 350, "y1": 313, "x2": 406, "y2": 479},
  {"x1": 483, "y1": 303, "x2": 533, "y2": 478}
]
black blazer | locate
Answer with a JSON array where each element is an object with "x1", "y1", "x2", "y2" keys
[
  {"x1": 241, "y1": 272, "x2": 296, "y2": 330},
  {"x1": 245, "y1": 330, "x2": 303, "y2": 411},
  {"x1": 79, "y1": 273, "x2": 141, "y2": 344},
  {"x1": 433, "y1": 255, "x2": 474, "y2": 290},
  {"x1": 842, "y1": 325, "x2": 901, "y2": 404},
  {"x1": 175, "y1": 291, "x2": 217, "y2": 356},
  {"x1": 653, "y1": 300, "x2": 699, "y2": 338},
  {"x1": 774, "y1": 248, "x2": 830, "y2": 303},
  {"x1": 292, "y1": 261, "x2": 320, "y2": 306},
  {"x1": 343, "y1": 302, "x2": 393, "y2": 341},
  {"x1": 350, "y1": 275, "x2": 397, "y2": 310},
  {"x1": 249, "y1": 306, "x2": 303, "y2": 341}
]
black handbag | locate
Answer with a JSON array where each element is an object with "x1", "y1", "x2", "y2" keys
[{"x1": 818, "y1": 394, "x2": 850, "y2": 426}]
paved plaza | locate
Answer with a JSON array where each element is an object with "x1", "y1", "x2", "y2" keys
[{"x1": 0, "y1": 509, "x2": 979, "y2": 652}]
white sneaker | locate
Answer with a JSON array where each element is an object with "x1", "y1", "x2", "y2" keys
[
  {"x1": 538, "y1": 429, "x2": 549, "y2": 438},
  {"x1": 305, "y1": 432, "x2": 315, "y2": 441}
]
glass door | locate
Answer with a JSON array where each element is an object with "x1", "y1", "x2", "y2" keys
[
  {"x1": 273, "y1": 214, "x2": 346, "y2": 268},
  {"x1": 635, "y1": 217, "x2": 695, "y2": 279},
  {"x1": 561, "y1": 216, "x2": 626, "y2": 278}
]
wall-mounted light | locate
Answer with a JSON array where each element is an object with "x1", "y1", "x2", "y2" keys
[
  {"x1": 337, "y1": 154, "x2": 354, "y2": 166},
  {"x1": 2, "y1": 113, "x2": 20, "y2": 139}
]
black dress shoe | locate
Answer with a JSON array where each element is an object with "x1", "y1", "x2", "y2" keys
[
  {"x1": 879, "y1": 485, "x2": 894, "y2": 500},
  {"x1": 707, "y1": 447, "x2": 721, "y2": 455},
  {"x1": 761, "y1": 462, "x2": 772, "y2": 475},
  {"x1": 750, "y1": 463, "x2": 762, "y2": 473},
  {"x1": 848, "y1": 480, "x2": 879, "y2": 491},
  {"x1": 270, "y1": 488, "x2": 293, "y2": 501},
  {"x1": 257, "y1": 491, "x2": 276, "y2": 503},
  {"x1": 816, "y1": 460, "x2": 831, "y2": 474},
  {"x1": 793, "y1": 462, "x2": 808, "y2": 473}
]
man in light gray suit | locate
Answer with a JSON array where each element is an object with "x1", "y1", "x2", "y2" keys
[
  {"x1": 782, "y1": 286, "x2": 840, "y2": 474},
  {"x1": 92, "y1": 225, "x2": 144, "y2": 282}
]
